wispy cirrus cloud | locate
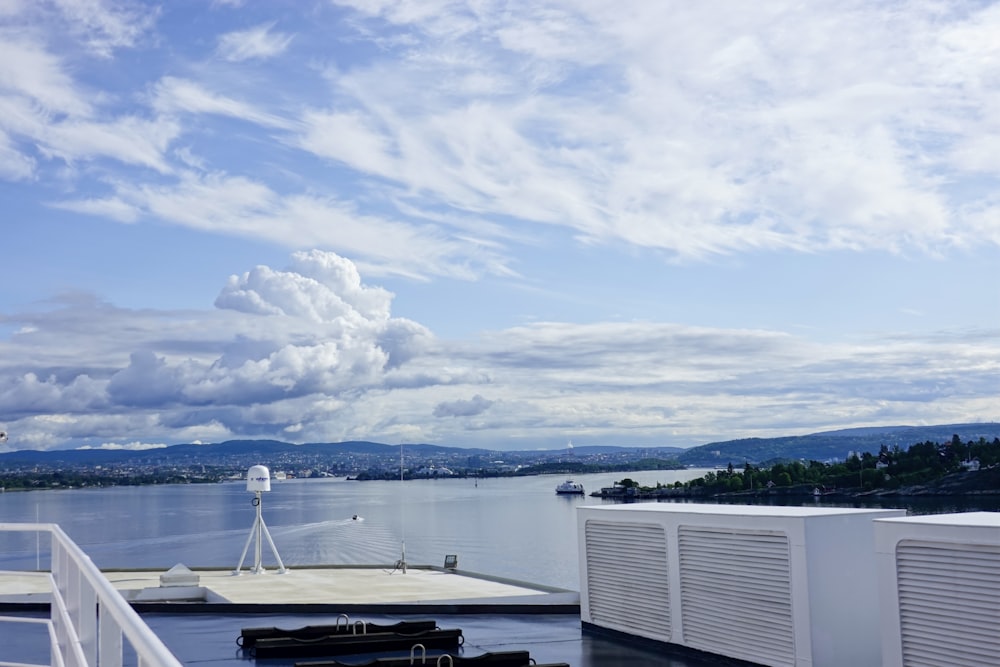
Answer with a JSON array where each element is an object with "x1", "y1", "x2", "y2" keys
[
  {"x1": 52, "y1": 0, "x2": 156, "y2": 58},
  {"x1": 0, "y1": 33, "x2": 92, "y2": 115},
  {"x1": 216, "y1": 22, "x2": 293, "y2": 62},
  {"x1": 0, "y1": 129, "x2": 34, "y2": 179},
  {"x1": 0, "y1": 33, "x2": 179, "y2": 176},
  {"x1": 9, "y1": 2, "x2": 1000, "y2": 262},
  {"x1": 151, "y1": 77, "x2": 294, "y2": 129},
  {"x1": 301, "y1": 1, "x2": 1000, "y2": 260},
  {"x1": 54, "y1": 171, "x2": 514, "y2": 280}
]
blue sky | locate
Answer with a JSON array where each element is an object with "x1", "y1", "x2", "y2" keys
[{"x1": 1, "y1": 0, "x2": 999, "y2": 452}]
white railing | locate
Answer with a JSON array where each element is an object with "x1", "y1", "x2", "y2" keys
[{"x1": 0, "y1": 523, "x2": 182, "y2": 667}]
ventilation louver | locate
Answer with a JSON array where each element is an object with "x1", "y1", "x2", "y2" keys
[
  {"x1": 678, "y1": 526, "x2": 795, "y2": 667},
  {"x1": 580, "y1": 504, "x2": 903, "y2": 667},
  {"x1": 584, "y1": 520, "x2": 670, "y2": 642},
  {"x1": 895, "y1": 540, "x2": 1000, "y2": 667}
]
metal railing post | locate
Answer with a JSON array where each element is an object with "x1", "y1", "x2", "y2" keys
[
  {"x1": 79, "y1": 578, "x2": 97, "y2": 666},
  {"x1": 0, "y1": 523, "x2": 182, "y2": 667},
  {"x1": 98, "y1": 601, "x2": 123, "y2": 667}
]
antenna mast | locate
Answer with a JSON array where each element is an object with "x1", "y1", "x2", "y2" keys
[
  {"x1": 234, "y1": 465, "x2": 286, "y2": 575},
  {"x1": 396, "y1": 444, "x2": 407, "y2": 573}
]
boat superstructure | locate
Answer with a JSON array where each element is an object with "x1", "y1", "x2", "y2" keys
[
  {"x1": 0, "y1": 523, "x2": 579, "y2": 667},
  {"x1": 555, "y1": 480, "x2": 585, "y2": 495},
  {"x1": 5, "y1": 502, "x2": 1000, "y2": 667}
]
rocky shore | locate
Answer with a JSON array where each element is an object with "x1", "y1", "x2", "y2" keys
[{"x1": 591, "y1": 467, "x2": 1000, "y2": 501}]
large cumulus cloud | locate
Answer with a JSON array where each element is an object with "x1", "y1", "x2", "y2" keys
[
  {"x1": 1, "y1": 250, "x2": 998, "y2": 452},
  {"x1": 0, "y1": 251, "x2": 433, "y2": 449}
]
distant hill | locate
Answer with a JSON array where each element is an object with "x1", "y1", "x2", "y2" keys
[
  {"x1": 2, "y1": 425, "x2": 996, "y2": 468},
  {"x1": 0, "y1": 440, "x2": 485, "y2": 465},
  {"x1": 0, "y1": 439, "x2": 688, "y2": 465},
  {"x1": 676, "y1": 423, "x2": 1000, "y2": 466}
]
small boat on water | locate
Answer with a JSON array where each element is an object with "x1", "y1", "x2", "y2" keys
[{"x1": 555, "y1": 480, "x2": 585, "y2": 495}]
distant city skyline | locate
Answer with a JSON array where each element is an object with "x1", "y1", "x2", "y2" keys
[{"x1": 1, "y1": 2, "x2": 998, "y2": 451}]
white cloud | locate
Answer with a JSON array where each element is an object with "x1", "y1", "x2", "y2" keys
[
  {"x1": 73, "y1": 171, "x2": 512, "y2": 280},
  {"x1": 78, "y1": 441, "x2": 167, "y2": 450},
  {"x1": 4, "y1": 4, "x2": 1000, "y2": 451},
  {"x1": 296, "y1": 109, "x2": 396, "y2": 176},
  {"x1": 0, "y1": 372, "x2": 107, "y2": 414},
  {"x1": 52, "y1": 0, "x2": 155, "y2": 58},
  {"x1": 152, "y1": 77, "x2": 293, "y2": 129},
  {"x1": 6, "y1": 2, "x2": 1000, "y2": 269},
  {"x1": 288, "y1": 1, "x2": 1000, "y2": 260},
  {"x1": 0, "y1": 252, "x2": 440, "y2": 448},
  {"x1": 50, "y1": 196, "x2": 140, "y2": 222},
  {"x1": 332, "y1": 0, "x2": 468, "y2": 31},
  {"x1": 11, "y1": 1, "x2": 1000, "y2": 284},
  {"x1": 2, "y1": 251, "x2": 998, "y2": 449},
  {"x1": 0, "y1": 33, "x2": 181, "y2": 174},
  {"x1": 216, "y1": 22, "x2": 293, "y2": 62},
  {"x1": 434, "y1": 394, "x2": 494, "y2": 418},
  {"x1": 217, "y1": 250, "x2": 394, "y2": 322},
  {"x1": 0, "y1": 0, "x2": 25, "y2": 17},
  {"x1": 0, "y1": 34, "x2": 93, "y2": 116},
  {"x1": 39, "y1": 115, "x2": 180, "y2": 173},
  {"x1": 0, "y1": 129, "x2": 34, "y2": 180}
]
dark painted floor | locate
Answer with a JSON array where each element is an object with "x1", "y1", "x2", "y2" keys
[
  {"x1": 140, "y1": 612, "x2": 746, "y2": 667},
  {"x1": 0, "y1": 610, "x2": 753, "y2": 666}
]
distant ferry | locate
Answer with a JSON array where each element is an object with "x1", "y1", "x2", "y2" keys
[{"x1": 555, "y1": 479, "x2": 585, "y2": 495}]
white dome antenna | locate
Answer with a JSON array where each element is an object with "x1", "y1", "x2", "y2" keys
[
  {"x1": 246, "y1": 464, "x2": 271, "y2": 492},
  {"x1": 234, "y1": 465, "x2": 286, "y2": 575}
]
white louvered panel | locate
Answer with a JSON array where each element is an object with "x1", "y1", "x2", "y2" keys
[
  {"x1": 678, "y1": 526, "x2": 794, "y2": 667},
  {"x1": 584, "y1": 520, "x2": 670, "y2": 642},
  {"x1": 896, "y1": 540, "x2": 1000, "y2": 667}
]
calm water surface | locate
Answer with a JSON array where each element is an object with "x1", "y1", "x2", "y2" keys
[
  {"x1": 2, "y1": 469, "x2": 997, "y2": 590},
  {"x1": 0, "y1": 470, "x2": 708, "y2": 589}
]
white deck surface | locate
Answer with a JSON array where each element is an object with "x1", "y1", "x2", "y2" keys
[{"x1": 0, "y1": 566, "x2": 570, "y2": 606}]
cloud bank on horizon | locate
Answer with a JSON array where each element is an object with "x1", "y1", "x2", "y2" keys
[{"x1": 0, "y1": 0, "x2": 998, "y2": 452}]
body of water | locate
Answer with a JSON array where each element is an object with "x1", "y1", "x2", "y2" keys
[
  {"x1": 1, "y1": 469, "x2": 997, "y2": 590},
  {"x1": 0, "y1": 470, "x2": 707, "y2": 589}
]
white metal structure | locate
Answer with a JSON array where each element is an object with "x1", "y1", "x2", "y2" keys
[
  {"x1": 555, "y1": 480, "x2": 585, "y2": 495},
  {"x1": 0, "y1": 522, "x2": 182, "y2": 667},
  {"x1": 234, "y1": 465, "x2": 286, "y2": 575},
  {"x1": 874, "y1": 511, "x2": 1000, "y2": 667},
  {"x1": 578, "y1": 503, "x2": 905, "y2": 667}
]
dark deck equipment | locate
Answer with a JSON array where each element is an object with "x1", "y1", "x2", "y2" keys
[
  {"x1": 238, "y1": 619, "x2": 438, "y2": 648},
  {"x1": 249, "y1": 628, "x2": 463, "y2": 659},
  {"x1": 296, "y1": 650, "x2": 570, "y2": 667}
]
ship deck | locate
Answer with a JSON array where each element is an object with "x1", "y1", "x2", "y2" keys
[
  {"x1": 0, "y1": 564, "x2": 577, "y2": 611},
  {"x1": 0, "y1": 565, "x2": 743, "y2": 667}
]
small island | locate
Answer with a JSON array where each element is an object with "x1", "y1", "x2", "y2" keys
[{"x1": 593, "y1": 434, "x2": 1000, "y2": 500}]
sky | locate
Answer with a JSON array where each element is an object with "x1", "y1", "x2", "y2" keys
[{"x1": 1, "y1": 0, "x2": 999, "y2": 453}]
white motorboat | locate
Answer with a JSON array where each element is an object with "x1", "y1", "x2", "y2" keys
[{"x1": 555, "y1": 479, "x2": 585, "y2": 495}]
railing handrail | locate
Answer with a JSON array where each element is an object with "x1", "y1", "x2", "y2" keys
[{"x1": 0, "y1": 522, "x2": 183, "y2": 667}]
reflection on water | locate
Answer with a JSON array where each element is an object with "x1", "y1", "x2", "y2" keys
[{"x1": 0, "y1": 469, "x2": 996, "y2": 590}]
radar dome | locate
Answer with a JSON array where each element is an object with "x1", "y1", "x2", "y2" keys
[{"x1": 246, "y1": 465, "x2": 271, "y2": 492}]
